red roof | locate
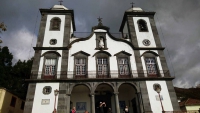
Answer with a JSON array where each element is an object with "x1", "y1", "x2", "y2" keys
[{"x1": 179, "y1": 98, "x2": 200, "y2": 106}]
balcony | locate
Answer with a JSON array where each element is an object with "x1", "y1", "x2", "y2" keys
[{"x1": 30, "y1": 70, "x2": 171, "y2": 80}]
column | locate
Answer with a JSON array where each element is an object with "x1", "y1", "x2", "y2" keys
[
  {"x1": 90, "y1": 93, "x2": 95, "y2": 113},
  {"x1": 136, "y1": 92, "x2": 142, "y2": 113},
  {"x1": 114, "y1": 92, "x2": 120, "y2": 113},
  {"x1": 66, "y1": 94, "x2": 71, "y2": 113}
]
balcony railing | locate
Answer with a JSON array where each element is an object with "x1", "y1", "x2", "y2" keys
[
  {"x1": 30, "y1": 70, "x2": 171, "y2": 79},
  {"x1": 162, "y1": 111, "x2": 198, "y2": 113}
]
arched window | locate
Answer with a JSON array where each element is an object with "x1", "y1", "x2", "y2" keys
[
  {"x1": 41, "y1": 51, "x2": 61, "y2": 79},
  {"x1": 93, "y1": 51, "x2": 111, "y2": 78},
  {"x1": 50, "y1": 17, "x2": 61, "y2": 30},
  {"x1": 114, "y1": 51, "x2": 132, "y2": 78},
  {"x1": 137, "y1": 19, "x2": 148, "y2": 32},
  {"x1": 72, "y1": 51, "x2": 90, "y2": 78},
  {"x1": 141, "y1": 51, "x2": 160, "y2": 77}
]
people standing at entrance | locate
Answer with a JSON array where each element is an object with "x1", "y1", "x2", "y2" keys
[
  {"x1": 71, "y1": 107, "x2": 76, "y2": 113},
  {"x1": 84, "y1": 110, "x2": 89, "y2": 113},
  {"x1": 123, "y1": 106, "x2": 129, "y2": 113},
  {"x1": 107, "y1": 108, "x2": 112, "y2": 113},
  {"x1": 99, "y1": 102, "x2": 106, "y2": 113}
]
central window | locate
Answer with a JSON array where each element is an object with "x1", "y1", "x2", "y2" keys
[
  {"x1": 145, "y1": 57, "x2": 158, "y2": 76},
  {"x1": 118, "y1": 58, "x2": 129, "y2": 75},
  {"x1": 45, "y1": 59, "x2": 56, "y2": 76},
  {"x1": 97, "y1": 58, "x2": 108, "y2": 76},
  {"x1": 75, "y1": 58, "x2": 86, "y2": 75}
]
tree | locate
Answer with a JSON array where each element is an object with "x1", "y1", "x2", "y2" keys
[
  {"x1": 0, "y1": 46, "x2": 13, "y2": 89},
  {"x1": 0, "y1": 22, "x2": 7, "y2": 46},
  {"x1": 0, "y1": 22, "x2": 7, "y2": 33},
  {"x1": 10, "y1": 58, "x2": 33, "y2": 99},
  {"x1": 0, "y1": 46, "x2": 33, "y2": 99}
]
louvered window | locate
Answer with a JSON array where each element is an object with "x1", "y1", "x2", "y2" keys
[
  {"x1": 45, "y1": 59, "x2": 56, "y2": 75},
  {"x1": 145, "y1": 58, "x2": 158, "y2": 75},
  {"x1": 118, "y1": 58, "x2": 129, "y2": 75},
  {"x1": 97, "y1": 58, "x2": 108, "y2": 75},
  {"x1": 75, "y1": 58, "x2": 86, "y2": 75}
]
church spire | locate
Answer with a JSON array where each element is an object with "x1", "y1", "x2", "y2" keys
[
  {"x1": 59, "y1": 0, "x2": 63, "y2": 5},
  {"x1": 97, "y1": 16, "x2": 103, "y2": 26}
]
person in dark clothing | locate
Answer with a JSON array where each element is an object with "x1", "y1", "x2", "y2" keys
[
  {"x1": 123, "y1": 106, "x2": 129, "y2": 113},
  {"x1": 107, "y1": 108, "x2": 112, "y2": 113},
  {"x1": 99, "y1": 102, "x2": 106, "y2": 113}
]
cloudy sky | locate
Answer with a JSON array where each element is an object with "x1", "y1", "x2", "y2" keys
[{"x1": 0, "y1": 0, "x2": 200, "y2": 88}]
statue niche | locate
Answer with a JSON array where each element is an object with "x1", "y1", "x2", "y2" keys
[
  {"x1": 95, "y1": 33, "x2": 107, "y2": 50},
  {"x1": 99, "y1": 38, "x2": 104, "y2": 48}
]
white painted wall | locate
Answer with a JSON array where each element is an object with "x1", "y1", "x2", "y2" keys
[
  {"x1": 146, "y1": 81, "x2": 173, "y2": 113},
  {"x1": 32, "y1": 83, "x2": 59, "y2": 113},
  {"x1": 133, "y1": 17, "x2": 157, "y2": 47},
  {"x1": 68, "y1": 29, "x2": 137, "y2": 78},
  {"x1": 43, "y1": 15, "x2": 65, "y2": 47}
]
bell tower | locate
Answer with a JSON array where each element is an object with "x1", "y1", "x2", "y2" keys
[
  {"x1": 119, "y1": 6, "x2": 180, "y2": 112},
  {"x1": 24, "y1": 4, "x2": 76, "y2": 113}
]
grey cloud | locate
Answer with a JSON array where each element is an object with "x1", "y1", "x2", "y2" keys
[{"x1": 0, "y1": 0, "x2": 200, "y2": 88}]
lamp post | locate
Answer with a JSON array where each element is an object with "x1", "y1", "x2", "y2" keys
[
  {"x1": 53, "y1": 89, "x2": 59, "y2": 113},
  {"x1": 155, "y1": 87, "x2": 165, "y2": 113}
]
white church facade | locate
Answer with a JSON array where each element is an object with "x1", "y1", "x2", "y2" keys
[{"x1": 24, "y1": 4, "x2": 180, "y2": 113}]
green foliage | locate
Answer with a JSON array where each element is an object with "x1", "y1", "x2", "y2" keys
[
  {"x1": 0, "y1": 46, "x2": 33, "y2": 99},
  {"x1": 0, "y1": 22, "x2": 7, "y2": 33}
]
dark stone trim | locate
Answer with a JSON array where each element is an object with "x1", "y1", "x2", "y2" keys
[
  {"x1": 157, "y1": 50, "x2": 170, "y2": 77},
  {"x1": 165, "y1": 81, "x2": 180, "y2": 111},
  {"x1": 134, "y1": 50, "x2": 145, "y2": 77},
  {"x1": 25, "y1": 77, "x2": 175, "y2": 83},
  {"x1": 127, "y1": 16, "x2": 138, "y2": 47},
  {"x1": 41, "y1": 51, "x2": 61, "y2": 57},
  {"x1": 60, "y1": 50, "x2": 69, "y2": 79},
  {"x1": 134, "y1": 47, "x2": 165, "y2": 50},
  {"x1": 24, "y1": 83, "x2": 36, "y2": 113},
  {"x1": 148, "y1": 16, "x2": 162, "y2": 47},
  {"x1": 31, "y1": 50, "x2": 42, "y2": 79},
  {"x1": 140, "y1": 51, "x2": 159, "y2": 57},
  {"x1": 57, "y1": 83, "x2": 69, "y2": 112},
  {"x1": 139, "y1": 81, "x2": 152, "y2": 112},
  {"x1": 93, "y1": 51, "x2": 112, "y2": 57},
  {"x1": 33, "y1": 47, "x2": 68, "y2": 50},
  {"x1": 39, "y1": 9, "x2": 76, "y2": 31},
  {"x1": 36, "y1": 14, "x2": 47, "y2": 47},
  {"x1": 71, "y1": 50, "x2": 90, "y2": 56},
  {"x1": 119, "y1": 12, "x2": 156, "y2": 32},
  {"x1": 114, "y1": 51, "x2": 132, "y2": 56}
]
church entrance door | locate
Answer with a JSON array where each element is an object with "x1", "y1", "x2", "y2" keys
[{"x1": 95, "y1": 83, "x2": 114, "y2": 113}]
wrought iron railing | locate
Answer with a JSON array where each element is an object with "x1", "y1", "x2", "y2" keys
[
  {"x1": 163, "y1": 111, "x2": 198, "y2": 113},
  {"x1": 30, "y1": 70, "x2": 171, "y2": 79}
]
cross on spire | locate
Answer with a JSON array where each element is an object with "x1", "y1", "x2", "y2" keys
[
  {"x1": 59, "y1": 0, "x2": 63, "y2": 5},
  {"x1": 97, "y1": 16, "x2": 103, "y2": 26},
  {"x1": 130, "y1": 2, "x2": 135, "y2": 8},
  {"x1": 97, "y1": 16, "x2": 102, "y2": 23}
]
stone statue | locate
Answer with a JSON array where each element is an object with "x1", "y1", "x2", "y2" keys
[{"x1": 99, "y1": 38, "x2": 104, "y2": 48}]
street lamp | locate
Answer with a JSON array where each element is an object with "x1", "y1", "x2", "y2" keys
[
  {"x1": 53, "y1": 89, "x2": 59, "y2": 113},
  {"x1": 154, "y1": 84, "x2": 165, "y2": 113}
]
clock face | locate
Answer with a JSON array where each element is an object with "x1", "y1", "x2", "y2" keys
[
  {"x1": 50, "y1": 39, "x2": 57, "y2": 45},
  {"x1": 142, "y1": 39, "x2": 151, "y2": 46}
]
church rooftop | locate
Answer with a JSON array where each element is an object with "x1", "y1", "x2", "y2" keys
[
  {"x1": 126, "y1": 7, "x2": 144, "y2": 12},
  {"x1": 51, "y1": 4, "x2": 68, "y2": 10}
]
